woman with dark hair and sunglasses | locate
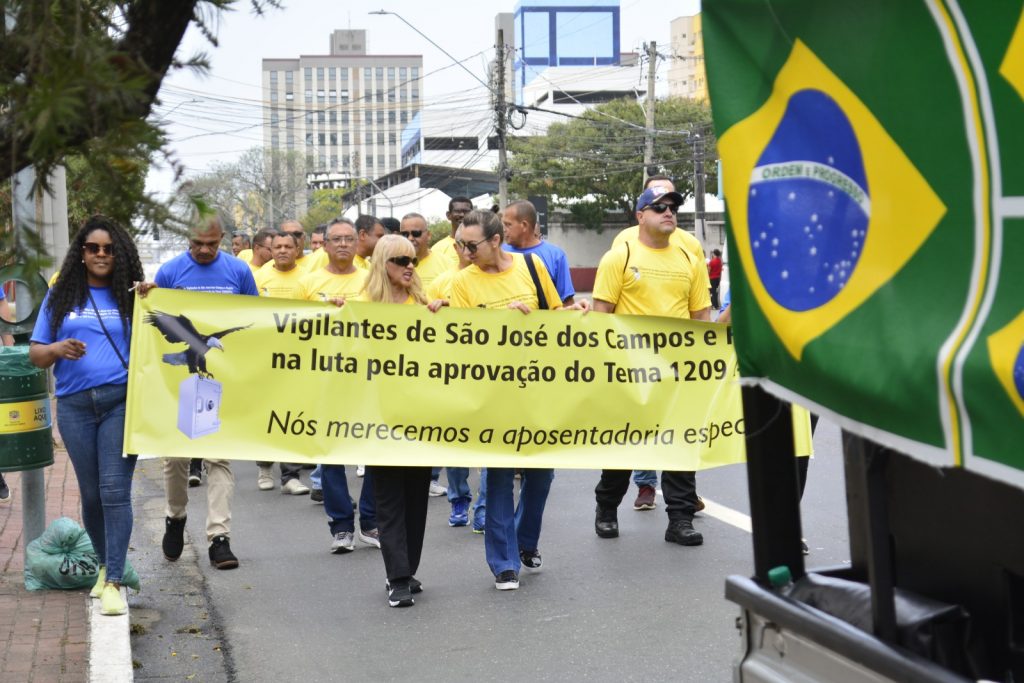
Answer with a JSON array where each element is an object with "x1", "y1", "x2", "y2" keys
[
  {"x1": 29, "y1": 215, "x2": 145, "y2": 616},
  {"x1": 355, "y1": 234, "x2": 432, "y2": 607}
]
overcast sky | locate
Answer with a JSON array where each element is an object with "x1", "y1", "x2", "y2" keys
[{"x1": 146, "y1": 0, "x2": 701, "y2": 198}]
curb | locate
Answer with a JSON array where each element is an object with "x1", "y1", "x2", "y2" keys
[{"x1": 87, "y1": 586, "x2": 133, "y2": 682}]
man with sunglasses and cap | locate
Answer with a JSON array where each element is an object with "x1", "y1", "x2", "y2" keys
[
  {"x1": 137, "y1": 214, "x2": 258, "y2": 570},
  {"x1": 591, "y1": 186, "x2": 712, "y2": 549}
]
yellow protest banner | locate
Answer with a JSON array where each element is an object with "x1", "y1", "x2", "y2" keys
[{"x1": 125, "y1": 289, "x2": 811, "y2": 469}]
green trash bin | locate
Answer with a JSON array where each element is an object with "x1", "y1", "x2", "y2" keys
[{"x1": 0, "y1": 346, "x2": 54, "y2": 472}]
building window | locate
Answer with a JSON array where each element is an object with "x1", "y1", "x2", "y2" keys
[
  {"x1": 365, "y1": 132, "x2": 373, "y2": 145},
  {"x1": 389, "y1": 154, "x2": 396, "y2": 167},
  {"x1": 377, "y1": 132, "x2": 384, "y2": 144},
  {"x1": 305, "y1": 89, "x2": 312, "y2": 101},
  {"x1": 305, "y1": 111, "x2": 313, "y2": 124},
  {"x1": 271, "y1": 132, "x2": 279, "y2": 146},
  {"x1": 270, "y1": 111, "x2": 279, "y2": 124},
  {"x1": 271, "y1": 90, "x2": 278, "y2": 102},
  {"x1": 286, "y1": 92, "x2": 294, "y2": 101},
  {"x1": 330, "y1": 133, "x2": 338, "y2": 145},
  {"x1": 366, "y1": 154, "x2": 374, "y2": 167},
  {"x1": 286, "y1": 71, "x2": 293, "y2": 83},
  {"x1": 304, "y1": 67, "x2": 312, "y2": 80},
  {"x1": 388, "y1": 90, "x2": 395, "y2": 102},
  {"x1": 317, "y1": 111, "x2": 325, "y2": 123},
  {"x1": 376, "y1": 90, "x2": 383, "y2": 102},
  {"x1": 388, "y1": 67, "x2": 395, "y2": 79},
  {"x1": 318, "y1": 133, "x2": 325, "y2": 145},
  {"x1": 400, "y1": 67, "x2": 407, "y2": 81},
  {"x1": 377, "y1": 111, "x2": 384, "y2": 123},
  {"x1": 330, "y1": 154, "x2": 338, "y2": 169},
  {"x1": 269, "y1": 71, "x2": 278, "y2": 83},
  {"x1": 365, "y1": 112, "x2": 372, "y2": 124},
  {"x1": 388, "y1": 132, "x2": 396, "y2": 144},
  {"x1": 375, "y1": 67, "x2": 383, "y2": 79},
  {"x1": 317, "y1": 89, "x2": 325, "y2": 98},
  {"x1": 411, "y1": 67, "x2": 419, "y2": 80},
  {"x1": 412, "y1": 88, "x2": 419, "y2": 100},
  {"x1": 329, "y1": 111, "x2": 337, "y2": 123},
  {"x1": 388, "y1": 111, "x2": 396, "y2": 124},
  {"x1": 329, "y1": 67, "x2": 336, "y2": 79},
  {"x1": 342, "y1": 133, "x2": 350, "y2": 145},
  {"x1": 400, "y1": 111, "x2": 407, "y2": 124},
  {"x1": 305, "y1": 133, "x2": 313, "y2": 146},
  {"x1": 317, "y1": 67, "x2": 324, "y2": 80},
  {"x1": 329, "y1": 90, "x2": 337, "y2": 100},
  {"x1": 341, "y1": 89, "x2": 349, "y2": 101},
  {"x1": 342, "y1": 111, "x2": 349, "y2": 124}
]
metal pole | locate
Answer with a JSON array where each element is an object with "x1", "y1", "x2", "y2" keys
[
  {"x1": 496, "y1": 28, "x2": 509, "y2": 209},
  {"x1": 643, "y1": 41, "x2": 657, "y2": 187},
  {"x1": 694, "y1": 135, "x2": 706, "y2": 242}
]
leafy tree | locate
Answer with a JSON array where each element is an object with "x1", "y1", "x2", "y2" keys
[
  {"x1": 508, "y1": 97, "x2": 717, "y2": 228},
  {"x1": 176, "y1": 147, "x2": 308, "y2": 232},
  {"x1": 301, "y1": 188, "x2": 347, "y2": 231},
  {"x1": 1, "y1": 0, "x2": 278, "y2": 234}
]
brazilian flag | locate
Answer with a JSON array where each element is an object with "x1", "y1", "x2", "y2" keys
[{"x1": 704, "y1": 1, "x2": 1024, "y2": 487}]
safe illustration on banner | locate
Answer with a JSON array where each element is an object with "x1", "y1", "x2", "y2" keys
[{"x1": 144, "y1": 310, "x2": 249, "y2": 440}]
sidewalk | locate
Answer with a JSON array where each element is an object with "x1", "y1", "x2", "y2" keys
[{"x1": 0, "y1": 450, "x2": 88, "y2": 683}]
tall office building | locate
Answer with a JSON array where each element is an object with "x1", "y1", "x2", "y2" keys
[
  {"x1": 667, "y1": 14, "x2": 707, "y2": 101},
  {"x1": 262, "y1": 29, "x2": 423, "y2": 213}
]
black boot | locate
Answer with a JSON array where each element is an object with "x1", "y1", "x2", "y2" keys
[
  {"x1": 595, "y1": 506, "x2": 619, "y2": 539},
  {"x1": 162, "y1": 516, "x2": 187, "y2": 560},
  {"x1": 665, "y1": 518, "x2": 703, "y2": 546}
]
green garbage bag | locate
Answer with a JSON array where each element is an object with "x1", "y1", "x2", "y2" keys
[{"x1": 24, "y1": 517, "x2": 140, "y2": 591}]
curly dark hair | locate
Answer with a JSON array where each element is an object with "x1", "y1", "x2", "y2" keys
[{"x1": 47, "y1": 215, "x2": 144, "y2": 340}]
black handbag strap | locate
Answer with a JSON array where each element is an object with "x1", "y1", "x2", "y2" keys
[
  {"x1": 523, "y1": 253, "x2": 549, "y2": 310},
  {"x1": 87, "y1": 291, "x2": 129, "y2": 370}
]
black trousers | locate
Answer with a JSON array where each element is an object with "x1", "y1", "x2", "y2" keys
[
  {"x1": 595, "y1": 470, "x2": 698, "y2": 520},
  {"x1": 710, "y1": 278, "x2": 721, "y2": 310},
  {"x1": 369, "y1": 465, "x2": 431, "y2": 581}
]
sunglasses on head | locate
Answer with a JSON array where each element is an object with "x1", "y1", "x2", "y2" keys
[
  {"x1": 456, "y1": 238, "x2": 488, "y2": 254},
  {"x1": 399, "y1": 230, "x2": 424, "y2": 238},
  {"x1": 645, "y1": 203, "x2": 679, "y2": 214},
  {"x1": 83, "y1": 242, "x2": 114, "y2": 255},
  {"x1": 286, "y1": 230, "x2": 304, "y2": 238},
  {"x1": 388, "y1": 256, "x2": 419, "y2": 268}
]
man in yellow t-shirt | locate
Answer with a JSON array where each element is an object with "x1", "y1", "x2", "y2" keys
[
  {"x1": 432, "y1": 196, "x2": 473, "y2": 268},
  {"x1": 231, "y1": 231, "x2": 251, "y2": 258},
  {"x1": 258, "y1": 219, "x2": 313, "y2": 275},
  {"x1": 353, "y1": 215, "x2": 386, "y2": 270},
  {"x1": 254, "y1": 232, "x2": 307, "y2": 300},
  {"x1": 592, "y1": 185, "x2": 711, "y2": 549},
  {"x1": 401, "y1": 212, "x2": 451, "y2": 292},
  {"x1": 253, "y1": 230, "x2": 311, "y2": 495},
  {"x1": 247, "y1": 228, "x2": 275, "y2": 276},
  {"x1": 297, "y1": 218, "x2": 368, "y2": 302}
]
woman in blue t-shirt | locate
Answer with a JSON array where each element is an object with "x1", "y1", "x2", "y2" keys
[{"x1": 29, "y1": 215, "x2": 144, "y2": 616}]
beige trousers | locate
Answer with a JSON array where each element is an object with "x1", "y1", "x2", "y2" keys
[{"x1": 164, "y1": 458, "x2": 234, "y2": 542}]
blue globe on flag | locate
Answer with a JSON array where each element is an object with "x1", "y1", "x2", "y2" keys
[
  {"x1": 748, "y1": 89, "x2": 870, "y2": 312},
  {"x1": 1015, "y1": 344, "x2": 1024, "y2": 403}
]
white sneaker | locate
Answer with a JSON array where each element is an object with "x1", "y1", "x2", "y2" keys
[
  {"x1": 428, "y1": 480, "x2": 447, "y2": 497},
  {"x1": 257, "y1": 466, "x2": 274, "y2": 491},
  {"x1": 330, "y1": 531, "x2": 355, "y2": 554},
  {"x1": 282, "y1": 478, "x2": 310, "y2": 495},
  {"x1": 356, "y1": 465, "x2": 365, "y2": 477}
]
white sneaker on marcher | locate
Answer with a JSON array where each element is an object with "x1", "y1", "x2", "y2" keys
[
  {"x1": 257, "y1": 466, "x2": 274, "y2": 491},
  {"x1": 282, "y1": 478, "x2": 310, "y2": 495},
  {"x1": 356, "y1": 465, "x2": 365, "y2": 477},
  {"x1": 428, "y1": 480, "x2": 447, "y2": 497}
]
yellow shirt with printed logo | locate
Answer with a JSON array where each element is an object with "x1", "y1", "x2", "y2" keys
[
  {"x1": 593, "y1": 241, "x2": 710, "y2": 319},
  {"x1": 613, "y1": 226, "x2": 711, "y2": 295},
  {"x1": 449, "y1": 253, "x2": 561, "y2": 311},
  {"x1": 297, "y1": 267, "x2": 368, "y2": 302},
  {"x1": 255, "y1": 265, "x2": 306, "y2": 300}
]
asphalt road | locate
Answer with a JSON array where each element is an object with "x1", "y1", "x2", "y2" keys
[{"x1": 130, "y1": 418, "x2": 850, "y2": 682}]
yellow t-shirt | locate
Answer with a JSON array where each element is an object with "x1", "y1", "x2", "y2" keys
[
  {"x1": 449, "y1": 253, "x2": 561, "y2": 311},
  {"x1": 305, "y1": 249, "x2": 329, "y2": 272},
  {"x1": 593, "y1": 240, "x2": 711, "y2": 318},
  {"x1": 415, "y1": 252, "x2": 452, "y2": 291},
  {"x1": 431, "y1": 235, "x2": 459, "y2": 268},
  {"x1": 353, "y1": 254, "x2": 370, "y2": 271},
  {"x1": 248, "y1": 260, "x2": 263, "y2": 275},
  {"x1": 236, "y1": 249, "x2": 253, "y2": 264},
  {"x1": 297, "y1": 267, "x2": 368, "y2": 302},
  {"x1": 259, "y1": 253, "x2": 313, "y2": 275},
  {"x1": 612, "y1": 226, "x2": 711, "y2": 299},
  {"x1": 255, "y1": 265, "x2": 306, "y2": 300},
  {"x1": 426, "y1": 269, "x2": 458, "y2": 302}
]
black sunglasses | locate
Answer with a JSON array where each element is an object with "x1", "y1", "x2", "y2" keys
[
  {"x1": 286, "y1": 230, "x2": 305, "y2": 238},
  {"x1": 645, "y1": 203, "x2": 679, "y2": 214},
  {"x1": 399, "y1": 230, "x2": 424, "y2": 238},
  {"x1": 83, "y1": 242, "x2": 114, "y2": 255},
  {"x1": 456, "y1": 238, "x2": 488, "y2": 254},
  {"x1": 388, "y1": 256, "x2": 419, "y2": 268}
]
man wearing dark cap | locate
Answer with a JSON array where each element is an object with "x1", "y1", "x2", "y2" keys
[{"x1": 590, "y1": 186, "x2": 712, "y2": 547}]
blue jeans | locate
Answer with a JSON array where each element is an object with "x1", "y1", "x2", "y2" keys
[
  {"x1": 57, "y1": 384, "x2": 137, "y2": 584},
  {"x1": 310, "y1": 464, "x2": 322, "y2": 489},
  {"x1": 633, "y1": 470, "x2": 658, "y2": 487},
  {"x1": 473, "y1": 468, "x2": 487, "y2": 523},
  {"x1": 445, "y1": 467, "x2": 471, "y2": 503},
  {"x1": 322, "y1": 465, "x2": 376, "y2": 534},
  {"x1": 483, "y1": 468, "x2": 554, "y2": 576}
]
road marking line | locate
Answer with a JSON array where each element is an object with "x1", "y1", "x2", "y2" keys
[{"x1": 656, "y1": 490, "x2": 752, "y2": 533}]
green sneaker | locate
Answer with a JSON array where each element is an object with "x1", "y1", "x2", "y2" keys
[
  {"x1": 100, "y1": 583, "x2": 127, "y2": 616},
  {"x1": 90, "y1": 566, "x2": 107, "y2": 599}
]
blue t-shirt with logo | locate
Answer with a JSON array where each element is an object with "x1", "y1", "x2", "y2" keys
[
  {"x1": 503, "y1": 241, "x2": 575, "y2": 302},
  {"x1": 155, "y1": 251, "x2": 258, "y2": 295},
  {"x1": 31, "y1": 287, "x2": 130, "y2": 397}
]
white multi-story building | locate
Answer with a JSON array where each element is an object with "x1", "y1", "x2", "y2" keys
[
  {"x1": 668, "y1": 14, "x2": 707, "y2": 101},
  {"x1": 261, "y1": 29, "x2": 423, "y2": 214}
]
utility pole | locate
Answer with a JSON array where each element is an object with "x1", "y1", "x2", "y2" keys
[
  {"x1": 495, "y1": 28, "x2": 509, "y2": 209},
  {"x1": 643, "y1": 41, "x2": 657, "y2": 187},
  {"x1": 694, "y1": 134, "x2": 706, "y2": 243}
]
